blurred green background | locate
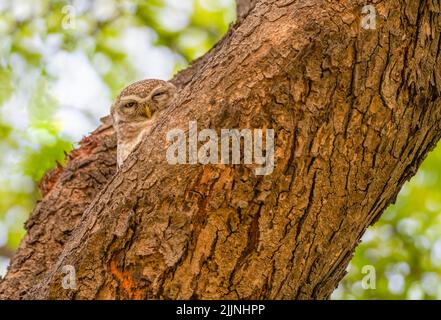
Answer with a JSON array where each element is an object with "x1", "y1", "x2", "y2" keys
[{"x1": 0, "y1": 0, "x2": 440, "y2": 300}]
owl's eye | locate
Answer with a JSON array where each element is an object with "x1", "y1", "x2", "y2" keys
[
  {"x1": 125, "y1": 102, "x2": 136, "y2": 108},
  {"x1": 152, "y1": 91, "x2": 166, "y2": 99}
]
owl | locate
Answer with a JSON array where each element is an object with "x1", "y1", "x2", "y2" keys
[{"x1": 110, "y1": 79, "x2": 177, "y2": 168}]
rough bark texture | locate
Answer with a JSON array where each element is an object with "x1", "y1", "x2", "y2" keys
[
  {"x1": 236, "y1": 0, "x2": 258, "y2": 21},
  {"x1": 1, "y1": 0, "x2": 441, "y2": 300}
]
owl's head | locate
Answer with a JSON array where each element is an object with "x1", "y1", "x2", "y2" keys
[{"x1": 111, "y1": 79, "x2": 177, "y2": 125}]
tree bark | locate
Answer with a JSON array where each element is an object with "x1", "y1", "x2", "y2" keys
[{"x1": 1, "y1": 0, "x2": 441, "y2": 299}]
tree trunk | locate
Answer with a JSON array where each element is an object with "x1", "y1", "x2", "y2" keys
[{"x1": 1, "y1": 0, "x2": 441, "y2": 300}]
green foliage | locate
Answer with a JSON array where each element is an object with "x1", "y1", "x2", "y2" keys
[
  {"x1": 21, "y1": 125, "x2": 72, "y2": 181},
  {"x1": 0, "y1": 67, "x2": 14, "y2": 105}
]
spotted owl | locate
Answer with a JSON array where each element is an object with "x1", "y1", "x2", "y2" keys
[{"x1": 110, "y1": 79, "x2": 177, "y2": 168}]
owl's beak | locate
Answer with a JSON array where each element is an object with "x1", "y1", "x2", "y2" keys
[{"x1": 145, "y1": 105, "x2": 152, "y2": 119}]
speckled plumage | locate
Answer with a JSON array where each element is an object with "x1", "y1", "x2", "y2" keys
[
  {"x1": 116, "y1": 79, "x2": 166, "y2": 103},
  {"x1": 111, "y1": 79, "x2": 177, "y2": 168}
]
